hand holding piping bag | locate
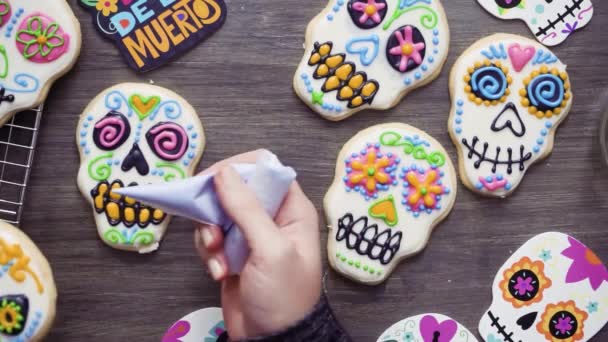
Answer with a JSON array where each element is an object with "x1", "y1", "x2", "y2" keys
[{"x1": 194, "y1": 150, "x2": 323, "y2": 339}]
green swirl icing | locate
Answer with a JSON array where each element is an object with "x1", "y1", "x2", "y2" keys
[
  {"x1": 379, "y1": 131, "x2": 446, "y2": 167},
  {"x1": 87, "y1": 152, "x2": 114, "y2": 181},
  {"x1": 103, "y1": 228, "x2": 155, "y2": 247},
  {"x1": 132, "y1": 231, "x2": 155, "y2": 246},
  {"x1": 103, "y1": 228, "x2": 126, "y2": 244},
  {"x1": 383, "y1": 6, "x2": 438, "y2": 31}
]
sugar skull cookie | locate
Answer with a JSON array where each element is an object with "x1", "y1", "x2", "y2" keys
[
  {"x1": 479, "y1": 232, "x2": 608, "y2": 342},
  {"x1": 162, "y1": 307, "x2": 228, "y2": 342},
  {"x1": 448, "y1": 34, "x2": 572, "y2": 198},
  {"x1": 0, "y1": 222, "x2": 57, "y2": 341},
  {"x1": 76, "y1": 83, "x2": 205, "y2": 253},
  {"x1": 476, "y1": 0, "x2": 593, "y2": 46},
  {"x1": 378, "y1": 313, "x2": 478, "y2": 342},
  {"x1": 0, "y1": 0, "x2": 81, "y2": 125},
  {"x1": 294, "y1": 0, "x2": 450, "y2": 121},
  {"x1": 325, "y1": 123, "x2": 457, "y2": 285}
]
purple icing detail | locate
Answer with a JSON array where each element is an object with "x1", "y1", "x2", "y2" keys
[
  {"x1": 555, "y1": 316, "x2": 573, "y2": 334},
  {"x1": 561, "y1": 236, "x2": 608, "y2": 291},
  {"x1": 161, "y1": 320, "x2": 190, "y2": 342},
  {"x1": 514, "y1": 276, "x2": 534, "y2": 295},
  {"x1": 419, "y1": 315, "x2": 457, "y2": 342}
]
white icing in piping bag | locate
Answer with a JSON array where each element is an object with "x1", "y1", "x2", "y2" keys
[{"x1": 113, "y1": 150, "x2": 296, "y2": 274}]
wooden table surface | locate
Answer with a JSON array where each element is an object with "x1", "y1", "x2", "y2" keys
[{"x1": 14, "y1": 0, "x2": 608, "y2": 340}]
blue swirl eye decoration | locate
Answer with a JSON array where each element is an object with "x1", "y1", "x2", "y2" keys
[
  {"x1": 464, "y1": 61, "x2": 512, "y2": 106},
  {"x1": 521, "y1": 67, "x2": 571, "y2": 119}
]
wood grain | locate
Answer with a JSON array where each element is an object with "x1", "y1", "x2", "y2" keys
[{"x1": 15, "y1": 0, "x2": 608, "y2": 340}]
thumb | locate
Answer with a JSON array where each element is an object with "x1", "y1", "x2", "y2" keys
[{"x1": 214, "y1": 165, "x2": 281, "y2": 251}]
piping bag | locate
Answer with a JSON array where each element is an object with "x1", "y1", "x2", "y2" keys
[{"x1": 113, "y1": 150, "x2": 296, "y2": 274}]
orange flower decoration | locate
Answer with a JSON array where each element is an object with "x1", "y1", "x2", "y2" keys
[
  {"x1": 344, "y1": 144, "x2": 398, "y2": 198},
  {"x1": 537, "y1": 301, "x2": 588, "y2": 342},
  {"x1": 499, "y1": 256, "x2": 551, "y2": 308}
]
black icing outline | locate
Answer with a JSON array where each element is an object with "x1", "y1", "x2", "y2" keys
[
  {"x1": 487, "y1": 310, "x2": 522, "y2": 342},
  {"x1": 335, "y1": 213, "x2": 402, "y2": 265},
  {"x1": 534, "y1": 0, "x2": 585, "y2": 37},
  {"x1": 461, "y1": 137, "x2": 532, "y2": 174},
  {"x1": 491, "y1": 103, "x2": 526, "y2": 138}
]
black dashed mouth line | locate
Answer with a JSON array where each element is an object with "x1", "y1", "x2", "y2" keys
[
  {"x1": 488, "y1": 311, "x2": 522, "y2": 342},
  {"x1": 462, "y1": 137, "x2": 532, "y2": 174},
  {"x1": 90, "y1": 180, "x2": 166, "y2": 228},
  {"x1": 535, "y1": 0, "x2": 585, "y2": 37}
]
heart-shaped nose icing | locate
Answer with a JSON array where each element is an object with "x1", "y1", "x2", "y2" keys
[
  {"x1": 294, "y1": 0, "x2": 450, "y2": 121},
  {"x1": 378, "y1": 313, "x2": 478, "y2": 342}
]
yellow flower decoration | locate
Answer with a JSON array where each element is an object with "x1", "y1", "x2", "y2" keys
[
  {"x1": 464, "y1": 59, "x2": 512, "y2": 106},
  {"x1": 499, "y1": 256, "x2": 551, "y2": 308},
  {"x1": 537, "y1": 301, "x2": 588, "y2": 342},
  {"x1": 520, "y1": 66, "x2": 570, "y2": 119},
  {"x1": 96, "y1": 0, "x2": 118, "y2": 17}
]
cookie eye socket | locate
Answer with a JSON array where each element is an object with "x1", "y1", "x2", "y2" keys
[
  {"x1": 386, "y1": 25, "x2": 426, "y2": 73},
  {"x1": 93, "y1": 111, "x2": 131, "y2": 151},
  {"x1": 467, "y1": 65, "x2": 510, "y2": 104},
  {"x1": 0, "y1": 294, "x2": 29, "y2": 336},
  {"x1": 495, "y1": 0, "x2": 521, "y2": 8},
  {"x1": 548, "y1": 311, "x2": 579, "y2": 339},
  {"x1": 507, "y1": 269, "x2": 540, "y2": 301},
  {"x1": 145, "y1": 122, "x2": 189, "y2": 161},
  {"x1": 520, "y1": 68, "x2": 570, "y2": 119},
  {"x1": 347, "y1": 0, "x2": 388, "y2": 29}
]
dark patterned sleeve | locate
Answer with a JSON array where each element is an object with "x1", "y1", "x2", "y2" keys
[{"x1": 240, "y1": 294, "x2": 352, "y2": 342}]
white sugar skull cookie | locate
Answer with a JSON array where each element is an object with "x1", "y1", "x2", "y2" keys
[
  {"x1": 378, "y1": 313, "x2": 478, "y2": 342},
  {"x1": 294, "y1": 0, "x2": 450, "y2": 121},
  {"x1": 476, "y1": 0, "x2": 593, "y2": 46},
  {"x1": 162, "y1": 307, "x2": 228, "y2": 342},
  {"x1": 448, "y1": 34, "x2": 572, "y2": 198},
  {"x1": 0, "y1": 0, "x2": 81, "y2": 125},
  {"x1": 479, "y1": 232, "x2": 608, "y2": 342},
  {"x1": 325, "y1": 123, "x2": 457, "y2": 285},
  {"x1": 0, "y1": 222, "x2": 57, "y2": 341},
  {"x1": 76, "y1": 83, "x2": 205, "y2": 253}
]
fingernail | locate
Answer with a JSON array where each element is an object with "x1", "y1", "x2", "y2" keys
[
  {"x1": 201, "y1": 228, "x2": 213, "y2": 248},
  {"x1": 208, "y1": 258, "x2": 223, "y2": 280}
]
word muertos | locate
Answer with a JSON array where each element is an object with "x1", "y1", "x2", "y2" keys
[
  {"x1": 325, "y1": 123, "x2": 457, "y2": 285},
  {"x1": 79, "y1": 0, "x2": 226, "y2": 72},
  {"x1": 448, "y1": 34, "x2": 572, "y2": 198}
]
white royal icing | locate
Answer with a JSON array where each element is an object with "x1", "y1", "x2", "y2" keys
[
  {"x1": 76, "y1": 83, "x2": 205, "y2": 253},
  {"x1": 448, "y1": 34, "x2": 572, "y2": 198},
  {"x1": 0, "y1": 0, "x2": 81, "y2": 122},
  {"x1": 325, "y1": 123, "x2": 456, "y2": 285},
  {"x1": 0, "y1": 222, "x2": 56, "y2": 342},
  {"x1": 294, "y1": 0, "x2": 449, "y2": 120},
  {"x1": 378, "y1": 313, "x2": 478, "y2": 342}
]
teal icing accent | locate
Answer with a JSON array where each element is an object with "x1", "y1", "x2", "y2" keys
[
  {"x1": 480, "y1": 43, "x2": 507, "y2": 60},
  {"x1": 0, "y1": 73, "x2": 39, "y2": 93},
  {"x1": 345, "y1": 35, "x2": 380, "y2": 66},
  {"x1": 535, "y1": 4, "x2": 544, "y2": 13}
]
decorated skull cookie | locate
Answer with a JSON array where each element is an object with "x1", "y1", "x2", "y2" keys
[
  {"x1": 479, "y1": 232, "x2": 608, "y2": 342},
  {"x1": 448, "y1": 34, "x2": 572, "y2": 198},
  {"x1": 325, "y1": 123, "x2": 457, "y2": 285},
  {"x1": 0, "y1": 0, "x2": 81, "y2": 125},
  {"x1": 293, "y1": 0, "x2": 449, "y2": 121},
  {"x1": 476, "y1": 0, "x2": 593, "y2": 46},
  {"x1": 76, "y1": 83, "x2": 205, "y2": 253},
  {"x1": 0, "y1": 222, "x2": 57, "y2": 341},
  {"x1": 162, "y1": 307, "x2": 228, "y2": 342},
  {"x1": 378, "y1": 313, "x2": 478, "y2": 342}
]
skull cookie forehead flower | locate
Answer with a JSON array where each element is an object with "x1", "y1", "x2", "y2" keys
[
  {"x1": 0, "y1": 0, "x2": 81, "y2": 125},
  {"x1": 377, "y1": 313, "x2": 478, "y2": 342},
  {"x1": 448, "y1": 34, "x2": 572, "y2": 198},
  {"x1": 476, "y1": 0, "x2": 593, "y2": 46},
  {"x1": 326, "y1": 123, "x2": 456, "y2": 284},
  {"x1": 76, "y1": 83, "x2": 205, "y2": 253},
  {"x1": 479, "y1": 232, "x2": 608, "y2": 342},
  {"x1": 294, "y1": 0, "x2": 449, "y2": 121}
]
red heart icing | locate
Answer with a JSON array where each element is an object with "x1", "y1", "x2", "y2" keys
[
  {"x1": 119, "y1": 19, "x2": 130, "y2": 29},
  {"x1": 508, "y1": 43, "x2": 536, "y2": 72},
  {"x1": 121, "y1": 0, "x2": 133, "y2": 5}
]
